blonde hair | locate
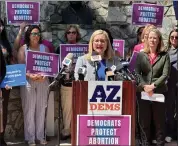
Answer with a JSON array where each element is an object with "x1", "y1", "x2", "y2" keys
[
  {"x1": 85, "y1": 29, "x2": 114, "y2": 60},
  {"x1": 143, "y1": 28, "x2": 165, "y2": 54},
  {"x1": 141, "y1": 24, "x2": 157, "y2": 43}
]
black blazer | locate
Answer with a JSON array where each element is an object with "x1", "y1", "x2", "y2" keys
[{"x1": 0, "y1": 48, "x2": 6, "y2": 84}]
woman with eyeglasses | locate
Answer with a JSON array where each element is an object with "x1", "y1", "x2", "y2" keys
[
  {"x1": 13, "y1": 22, "x2": 55, "y2": 63},
  {"x1": 55, "y1": 24, "x2": 81, "y2": 140},
  {"x1": 18, "y1": 25, "x2": 49, "y2": 146},
  {"x1": 0, "y1": 18, "x2": 13, "y2": 146},
  {"x1": 75, "y1": 29, "x2": 121, "y2": 81},
  {"x1": 164, "y1": 29, "x2": 178, "y2": 143}
]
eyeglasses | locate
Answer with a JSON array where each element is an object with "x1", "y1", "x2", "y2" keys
[
  {"x1": 170, "y1": 36, "x2": 178, "y2": 40},
  {"x1": 67, "y1": 31, "x2": 77, "y2": 35},
  {"x1": 31, "y1": 32, "x2": 40, "y2": 36},
  {"x1": 93, "y1": 39, "x2": 106, "y2": 44}
]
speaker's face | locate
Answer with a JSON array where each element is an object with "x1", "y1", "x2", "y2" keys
[{"x1": 93, "y1": 34, "x2": 107, "y2": 55}]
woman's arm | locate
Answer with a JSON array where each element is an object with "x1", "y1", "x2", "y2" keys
[
  {"x1": 153, "y1": 53, "x2": 171, "y2": 88},
  {"x1": 135, "y1": 53, "x2": 146, "y2": 91},
  {"x1": 17, "y1": 45, "x2": 26, "y2": 64},
  {"x1": 13, "y1": 22, "x2": 27, "y2": 52}
]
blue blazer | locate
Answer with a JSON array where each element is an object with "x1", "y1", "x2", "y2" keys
[{"x1": 74, "y1": 55, "x2": 122, "y2": 81}]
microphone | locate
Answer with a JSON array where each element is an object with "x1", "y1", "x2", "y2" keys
[
  {"x1": 78, "y1": 65, "x2": 87, "y2": 80},
  {"x1": 48, "y1": 53, "x2": 74, "y2": 91},
  {"x1": 114, "y1": 63, "x2": 132, "y2": 81},
  {"x1": 91, "y1": 51, "x2": 102, "y2": 81},
  {"x1": 90, "y1": 51, "x2": 102, "y2": 62},
  {"x1": 105, "y1": 67, "x2": 115, "y2": 81},
  {"x1": 60, "y1": 53, "x2": 74, "y2": 73},
  {"x1": 48, "y1": 73, "x2": 65, "y2": 91}
]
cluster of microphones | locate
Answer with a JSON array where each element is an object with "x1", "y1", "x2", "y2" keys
[{"x1": 48, "y1": 52, "x2": 140, "y2": 91}]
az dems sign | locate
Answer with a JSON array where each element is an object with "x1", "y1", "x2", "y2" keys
[{"x1": 88, "y1": 81, "x2": 123, "y2": 115}]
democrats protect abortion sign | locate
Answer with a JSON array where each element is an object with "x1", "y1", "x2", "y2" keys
[
  {"x1": 132, "y1": 3, "x2": 164, "y2": 27},
  {"x1": 26, "y1": 51, "x2": 59, "y2": 77},
  {"x1": 6, "y1": 2, "x2": 40, "y2": 25},
  {"x1": 77, "y1": 115, "x2": 131, "y2": 146}
]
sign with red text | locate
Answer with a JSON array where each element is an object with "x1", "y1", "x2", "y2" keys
[
  {"x1": 132, "y1": 3, "x2": 164, "y2": 27},
  {"x1": 26, "y1": 51, "x2": 59, "y2": 77},
  {"x1": 77, "y1": 115, "x2": 131, "y2": 146},
  {"x1": 6, "y1": 2, "x2": 40, "y2": 25},
  {"x1": 88, "y1": 81, "x2": 123, "y2": 115}
]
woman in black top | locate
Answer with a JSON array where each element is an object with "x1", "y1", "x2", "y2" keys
[
  {"x1": 0, "y1": 48, "x2": 6, "y2": 84},
  {"x1": 0, "y1": 18, "x2": 12, "y2": 146}
]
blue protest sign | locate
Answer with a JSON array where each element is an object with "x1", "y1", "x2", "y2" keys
[{"x1": 1, "y1": 64, "x2": 26, "y2": 88}]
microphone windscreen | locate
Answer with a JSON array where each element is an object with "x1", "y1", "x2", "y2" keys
[{"x1": 66, "y1": 53, "x2": 74, "y2": 59}]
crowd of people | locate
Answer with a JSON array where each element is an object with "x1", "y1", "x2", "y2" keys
[{"x1": 0, "y1": 17, "x2": 178, "y2": 146}]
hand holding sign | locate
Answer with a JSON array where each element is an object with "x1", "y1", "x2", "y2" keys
[
  {"x1": 35, "y1": 74, "x2": 46, "y2": 82},
  {"x1": 5, "y1": 85, "x2": 12, "y2": 90},
  {"x1": 27, "y1": 73, "x2": 46, "y2": 82}
]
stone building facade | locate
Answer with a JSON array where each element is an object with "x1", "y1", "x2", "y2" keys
[{"x1": 0, "y1": 0, "x2": 177, "y2": 138}]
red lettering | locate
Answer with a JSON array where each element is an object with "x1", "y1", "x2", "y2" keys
[
  {"x1": 90, "y1": 103, "x2": 97, "y2": 110},
  {"x1": 89, "y1": 103, "x2": 120, "y2": 111}
]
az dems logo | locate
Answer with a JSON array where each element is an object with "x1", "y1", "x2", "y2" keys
[{"x1": 88, "y1": 81, "x2": 123, "y2": 115}]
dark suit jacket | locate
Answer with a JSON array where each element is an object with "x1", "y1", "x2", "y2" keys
[
  {"x1": 135, "y1": 51, "x2": 170, "y2": 93},
  {"x1": 0, "y1": 49, "x2": 6, "y2": 84}
]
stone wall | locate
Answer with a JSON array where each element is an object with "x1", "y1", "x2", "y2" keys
[{"x1": 0, "y1": 0, "x2": 177, "y2": 138}]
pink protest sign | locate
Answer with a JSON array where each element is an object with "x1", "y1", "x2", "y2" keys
[
  {"x1": 132, "y1": 3, "x2": 164, "y2": 27},
  {"x1": 26, "y1": 51, "x2": 59, "y2": 77},
  {"x1": 6, "y1": 2, "x2": 40, "y2": 25},
  {"x1": 60, "y1": 44, "x2": 88, "y2": 67},
  {"x1": 113, "y1": 39, "x2": 125, "y2": 58},
  {"x1": 77, "y1": 115, "x2": 131, "y2": 146}
]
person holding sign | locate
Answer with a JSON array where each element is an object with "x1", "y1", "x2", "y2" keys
[
  {"x1": 18, "y1": 25, "x2": 49, "y2": 146},
  {"x1": 75, "y1": 29, "x2": 121, "y2": 81},
  {"x1": 56, "y1": 24, "x2": 81, "y2": 54},
  {"x1": 135, "y1": 28, "x2": 170, "y2": 146},
  {"x1": 55, "y1": 24, "x2": 81, "y2": 140},
  {"x1": 0, "y1": 19, "x2": 13, "y2": 146},
  {"x1": 164, "y1": 29, "x2": 178, "y2": 143},
  {"x1": 13, "y1": 22, "x2": 55, "y2": 63}
]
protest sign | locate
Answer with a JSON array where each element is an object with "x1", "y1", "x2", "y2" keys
[
  {"x1": 113, "y1": 39, "x2": 125, "y2": 58},
  {"x1": 60, "y1": 44, "x2": 88, "y2": 67},
  {"x1": 132, "y1": 3, "x2": 164, "y2": 27},
  {"x1": 1, "y1": 64, "x2": 26, "y2": 88},
  {"x1": 88, "y1": 81, "x2": 123, "y2": 115},
  {"x1": 129, "y1": 51, "x2": 139, "y2": 72},
  {"x1": 6, "y1": 2, "x2": 40, "y2": 25},
  {"x1": 77, "y1": 115, "x2": 131, "y2": 146},
  {"x1": 26, "y1": 51, "x2": 59, "y2": 77}
]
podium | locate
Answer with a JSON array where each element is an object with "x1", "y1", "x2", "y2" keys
[{"x1": 72, "y1": 81, "x2": 136, "y2": 145}]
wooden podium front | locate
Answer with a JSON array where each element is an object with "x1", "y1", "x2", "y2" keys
[{"x1": 72, "y1": 81, "x2": 136, "y2": 145}]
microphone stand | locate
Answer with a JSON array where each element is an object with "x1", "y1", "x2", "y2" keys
[
  {"x1": 46, "y1": 75, "x2": 64, "y2": 146},
  {"x1": 57, "y1": 83, "x2": 62, "y2": 146},
  {"x1": 94, "y1": 62, "x2": 98, "y2": 81}
]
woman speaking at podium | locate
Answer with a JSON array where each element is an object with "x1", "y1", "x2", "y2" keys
[
  {"x1": 135, "y1": 28, "x2": 170, "y2": 146},
  {"x1": 75, "y1": 29, "x2": 121, "y2": 81}
]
